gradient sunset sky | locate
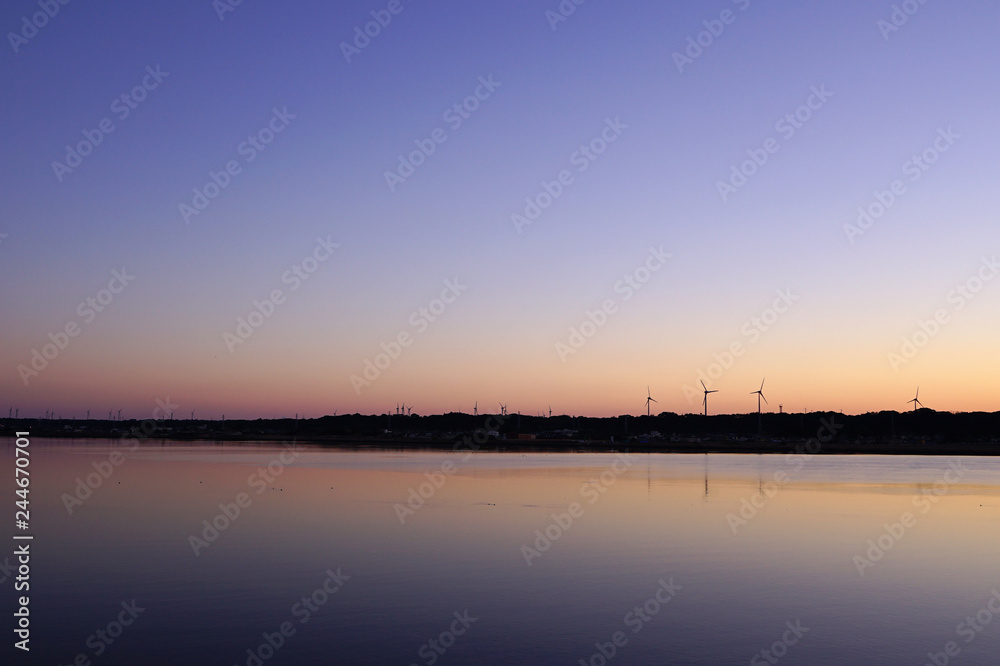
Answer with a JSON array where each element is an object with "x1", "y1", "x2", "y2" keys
[{"x1": 2, "y1": 0, "x2": 998, "y2": 419}]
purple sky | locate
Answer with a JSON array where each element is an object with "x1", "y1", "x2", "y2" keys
[{"x1": 2, "y1": 0, "x2": 999, "y2": 418}]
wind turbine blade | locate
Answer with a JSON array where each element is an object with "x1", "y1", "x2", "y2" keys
[
  {"x1": 650, "y1": 398, "x2": 658, "y2": 403},
  {"x1": 761, "y1": 394, "x2": 768, "y2": 404},
  {"x1": 701, "y1": 380, "x2": 708, "y2": 391},
  {"x1": 760, "y1": 378, "x2": 766, "y2": 391}
]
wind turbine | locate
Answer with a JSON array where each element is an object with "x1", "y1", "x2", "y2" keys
[
  {"x1": 751, "y1": 378, "x2": 767, "y2": 435},
  {"x1": 474, "y1": 401, "x2": 478, "y2": 417},
  {"x1": 908, "y1": 387, "x2": 924, "y2": 412},
  {"x1": 701, "y1": 381, "x2": 719, "y2": 416},
  {"x1": 750, "y1": 378, "x2": 768, "y2": 414},
  {"x1": 644, "y1": 386, "x2": 657, "y2": 417},
  {"x1": 407, "y1": 405, "x2": 413, "y2": 416},
  {"x1": 499, "y1": 402, "x2": 507, "y2": 416},
  {"x1": 548, "y1": 405, "x2": 552, "y2": 418}
]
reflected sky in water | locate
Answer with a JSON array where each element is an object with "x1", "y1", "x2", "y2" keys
[{"x1": 5, "y1": 440, "x2": 1000, "y2": 665}]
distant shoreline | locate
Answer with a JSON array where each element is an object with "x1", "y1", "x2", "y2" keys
[
  {"x1": 4, "y1": 430, "x2": 999, "y2": 457},
  {"x1": 3, "y1": 411, "x2": 998, "y2": 457}
]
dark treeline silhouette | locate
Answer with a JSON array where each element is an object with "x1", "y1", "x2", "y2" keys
[{"x1": 2, "y1": 409, "x2": 999, "y2": 455}]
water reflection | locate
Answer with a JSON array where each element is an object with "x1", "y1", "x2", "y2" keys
[{"x1": 5, "y1": 440, "x2": 1000, "y2": 665}]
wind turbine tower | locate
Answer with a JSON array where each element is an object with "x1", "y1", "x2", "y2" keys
[
  {"x1": 644, "y1": 386, "x2": 657, "y2": 417},
  {"x1": 750, "y1": 378, "x2": 768, "y2": 435},
  {"x1": 701, "y1": 381, "x2": 719, "y2": 417}
]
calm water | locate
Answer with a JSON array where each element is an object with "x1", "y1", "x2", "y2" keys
[{"x1": 4, "y1": 439, "x2": 1000, "y2": 665}]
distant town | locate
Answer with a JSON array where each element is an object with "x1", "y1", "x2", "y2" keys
[{"x1": 3, "y1": 409, "x2": 999, "y2": 456}]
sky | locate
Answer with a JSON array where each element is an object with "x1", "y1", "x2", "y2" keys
[{"x1": 2, "y1": 0, "x2": 999, "y2": 419}]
